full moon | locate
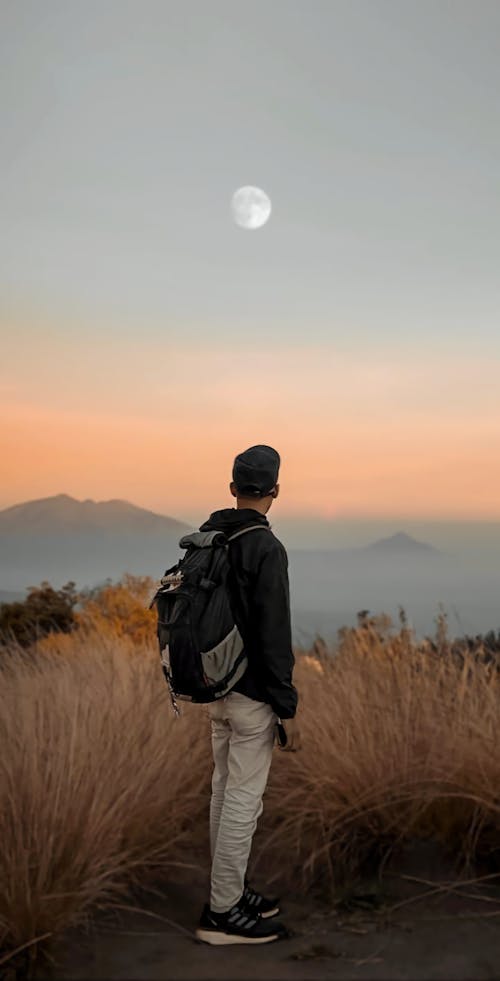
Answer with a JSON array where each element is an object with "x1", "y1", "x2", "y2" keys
[{"x1": 231, "y1": 186, "x2": 272, "y2": 230}]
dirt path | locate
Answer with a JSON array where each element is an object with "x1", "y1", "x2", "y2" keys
[{"x1": 43, "y1": 860, "x2": 500, "y2": 981}]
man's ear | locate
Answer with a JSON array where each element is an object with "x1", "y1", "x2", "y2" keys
[
  {"x1": 272, "y1": 483, "x2": 280, "y2": 499},
  {"x1": 230, "y1": 481, "x2": 237, "y2": 498}
]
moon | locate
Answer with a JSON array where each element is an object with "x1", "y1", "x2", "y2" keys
[{"x1": 231, "y1": 186, "x2": 272, "y2": 230}]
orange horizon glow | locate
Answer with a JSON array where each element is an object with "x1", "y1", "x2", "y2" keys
[{"x1": 3, "y1": 325, "x2": 500, "y2": 519}]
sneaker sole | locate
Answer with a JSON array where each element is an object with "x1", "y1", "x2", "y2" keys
[
  {"x1": 195, "y1": 927, "x2": 281, "y2": 945},
  {"x1": 260, "y1": 906, "x2": 280, "y2": 919}
]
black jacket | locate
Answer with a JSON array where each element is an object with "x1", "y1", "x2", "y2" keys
[{"x1": 198, "y1": 507, "x2": 298, "y2": 719}]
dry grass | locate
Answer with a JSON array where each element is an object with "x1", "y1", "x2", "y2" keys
[
  {"x1": 2, "y1": 601, "x2": 500, "y2": 970},
  {"x1": 258, "y1": 613, "x2": 500, "y2": 894},
  {"x1": 0, "y1": 623, "x2": 210, "y2": 972}
]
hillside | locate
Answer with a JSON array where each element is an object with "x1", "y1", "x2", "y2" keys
[
  {"x1": 0, "y1": 494, "x2": 194, "y2": 591},
  {"x1": 0, "y1": 493, "x2": 190, "y2": 535}
]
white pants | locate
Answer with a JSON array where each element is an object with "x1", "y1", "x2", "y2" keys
[{"x1": 206, "y1": 691, "x2": 278, "y2": 913}]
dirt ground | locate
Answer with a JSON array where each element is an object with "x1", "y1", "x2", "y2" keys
[{"x1": 37, "y1": 841, "x2": 500, "y2": 981}]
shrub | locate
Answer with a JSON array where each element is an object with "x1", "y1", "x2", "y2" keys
[
  {"x1": 75, "y1": 574, "x2": 157, "y2": 646},
  {"x1": 0, "y1": 581, "x2": 78, "y2": 649}
]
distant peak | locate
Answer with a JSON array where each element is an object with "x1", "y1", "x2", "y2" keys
[
  {"x1": 0, "y1": 492, "x2": 78, "y2": 514},
  {"x1": 366, "y1": 530, "x2": 440, "y2": 553},
  {"x1": 386, "y1": 531, "x2": 416, "y2": 543}
]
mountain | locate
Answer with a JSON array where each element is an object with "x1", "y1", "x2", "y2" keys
[
  {"x1": 0, "y1": 494, "x2": 194, "y2": 592},
  {"x1": 363, "y1": 531, "x2": 445, "y2": 557},
  {"x1": 288, "y1": 530, "x2": 449, "y2": 563},
  {"x1": 287, "y1": 530, "x2": 466, "y2": 646},
  {"x1": 0, "y1": 493, "x2": 190, "y2": 535}
]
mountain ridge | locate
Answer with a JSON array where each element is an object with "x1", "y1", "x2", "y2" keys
[
  {"x1": 364, "y1": 530, "x2": 443, "y2": 555},
  {"x1": 0, "y1": 494, "x2": 192, "y2": 535},
  {"x1": 0, "y1": 495, "x2": 195, "y2": 591},
  {"x1": 0, "y1": 495, "x2": 447, "y2": 553},
  {"x1": 289, "y1": 530, "x2": 448, "y2": 559}
]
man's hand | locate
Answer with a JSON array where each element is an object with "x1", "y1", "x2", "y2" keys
[{"x1": 277, "y1": 716, "x2": 302, "y2": 752}]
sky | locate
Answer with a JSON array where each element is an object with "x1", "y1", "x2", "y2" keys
[{"x1": 2, "y1": 0, "x2": 500, "y2": 531}]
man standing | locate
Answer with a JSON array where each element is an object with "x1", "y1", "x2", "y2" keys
[{"x1": 195, "y1": 445, "x2": 300, "y2": 945}]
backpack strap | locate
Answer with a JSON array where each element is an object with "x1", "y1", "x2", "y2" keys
[{"x1": 226, "y1": 525, "x2": 271, "y2": 543}]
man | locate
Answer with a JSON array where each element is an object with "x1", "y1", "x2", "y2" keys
[{"x1": 195, "y1": 444, "x2": 301, "y2": 946}]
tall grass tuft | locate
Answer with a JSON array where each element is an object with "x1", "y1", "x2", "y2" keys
[
  {"x1": 0, "y1": 624, "x2": 210, "y2": 971},
  {"x1": 257, "y1": 612, "x2": 500, "y2": 894}
]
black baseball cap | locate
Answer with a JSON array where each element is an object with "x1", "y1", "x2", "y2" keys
[{"x1": 232, "y1": 444, "x2": 281, "y2": 497}]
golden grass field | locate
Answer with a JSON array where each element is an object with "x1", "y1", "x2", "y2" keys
[{"x1": 1, "y1": 575, "x2": 500, "y2": 973}]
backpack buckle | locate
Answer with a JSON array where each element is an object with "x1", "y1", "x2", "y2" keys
[{"x1": 160, "y1": 571, "x2": 184, "y2": 587}]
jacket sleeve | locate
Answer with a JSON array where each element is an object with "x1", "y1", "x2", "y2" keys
[{"x1": 248, "y1": 541, "x2": 298, "y2": 719}]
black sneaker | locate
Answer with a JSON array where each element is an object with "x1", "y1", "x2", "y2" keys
[
  {"x1": 242, "y1": 881, "x2": 280, "y2": 918},
  {"x1": 195, "y1": 901, "x2": 286, "y2": 945}
]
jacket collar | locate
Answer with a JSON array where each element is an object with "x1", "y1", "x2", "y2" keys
[{"x1": 199, "y1": 508, "x2": 270, "y2": 533}]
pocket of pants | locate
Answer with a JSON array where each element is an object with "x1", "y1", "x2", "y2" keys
[
  {"x1": 228, "y1": 695, "x2": 276, "y2": 737},
  {"x1": 206, "y1": 696, "x2": 228, "y2": 723}
]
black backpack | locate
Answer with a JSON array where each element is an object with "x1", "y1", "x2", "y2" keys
[{"x1": 149, "y1": 525, "x2": 270, "y2": 714}]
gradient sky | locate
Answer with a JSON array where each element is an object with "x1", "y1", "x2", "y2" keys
[{"x1": 2, "y1": 0, "x2": 500, "y2": 526}]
